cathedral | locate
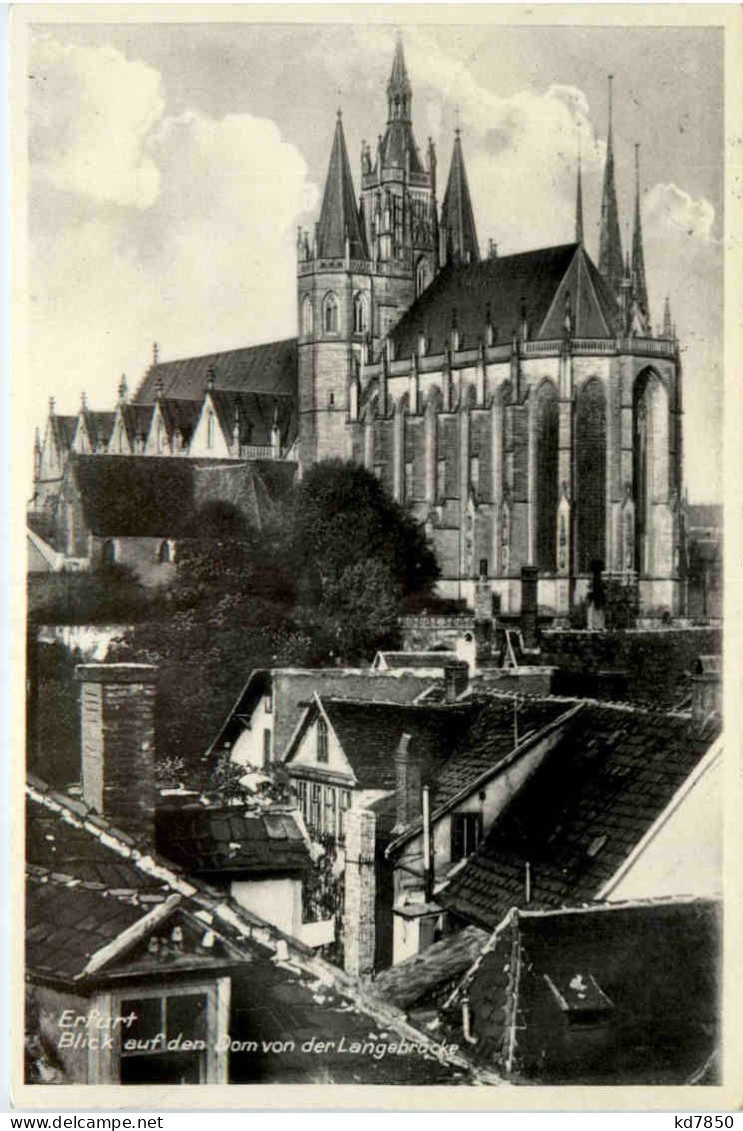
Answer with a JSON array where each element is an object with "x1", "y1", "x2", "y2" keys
[{"x1": 30, "y1": 36, "x2": 684, "y2": 617}]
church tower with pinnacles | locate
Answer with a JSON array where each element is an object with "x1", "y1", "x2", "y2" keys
[{"x1": 30, "y1": 35, "x2": 685, "y2": 617}]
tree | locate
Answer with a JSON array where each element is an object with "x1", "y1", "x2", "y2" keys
[{"x1": 291, "y1": 459, "x2": 439, "y2": 608}]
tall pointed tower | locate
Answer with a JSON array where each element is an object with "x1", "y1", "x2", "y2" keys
[
  {"x1": 297, "y1": 34, "x2": 437, "y2": 469},
  {"x1": 440, "y1": 129, "x2": 480, "y2": 266},
  {"x1": 359, "y1": 33, "x2": 437, "y2": 314},
  {"x1": 631, "y1": 143, "x2": 650, "y2": 324},
  {"x1": 598, "y1": 75, "x2": 624, "y2": 308}
]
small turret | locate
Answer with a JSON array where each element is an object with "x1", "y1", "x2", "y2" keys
[
  {"x1": 118, "y1": 374, "x2": 129, "y2": 405},
  {"x1": 575, "y1": 132, "x2": 584, "y2": 245},
  {"x1": 632, "y1": 144, "x2": 650, "y2": 325},
  {"x1": 440, "y1": 129, "x2": 480, "y2": 266},
  {"x1": 662, "y1": 295, "x2": 673, "y2": 339},
  {"x1": 599, "y1": 75, "x2": 624, "y2": 304}
]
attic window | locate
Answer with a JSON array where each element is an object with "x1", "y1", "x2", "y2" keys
[
  {"x1": 451, "y1": 812, "x2": 482, "y2": 863},
  {"x1": 317, "y1": 717, "x2": 329, "y2": 763}
]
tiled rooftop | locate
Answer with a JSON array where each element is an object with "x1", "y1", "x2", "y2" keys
[
  {"x1": 156, "y1": 805, "x2": 310, "y2": 878},
  {"x1": 440, "y1": 703, "x2": 720, "y2": 930}
]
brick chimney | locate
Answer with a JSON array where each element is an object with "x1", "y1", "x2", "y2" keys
[
  {"x1": 393, "y1": 732, "x2": 423, "y2": 833},
  {"x1": 343, "y1": 807, "x2": 376, "y2": 979},
  {"x1": 520, "y1": 565, "x2": 539, "y2": 649},
  {"x1": 75, "y1": 663, "x2": 158, "y2": 846},
  {"x1": 691, "y1": 656, "x2": 722, "y2": 722}
]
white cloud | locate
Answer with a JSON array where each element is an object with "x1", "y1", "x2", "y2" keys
[
  {"x1": 30, "y1": 34, "x2": 164, "y2": 209},
  {"x1": 29, "y1": 40, "x2": 319, "y2": 426},
  {"x1": 644, "y1": 182, "x2": 716, "y2": 244}
]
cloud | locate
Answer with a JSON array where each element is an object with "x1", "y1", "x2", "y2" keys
[
  {"x1": 30, "y1": 34, "x2": 164, "y2": 209},
  {"x1": 28, "y1": 35, "x2": 319, "y2": 424},
  {"x1": 644, "y1": 183, "x2": 716, "y2": 243}
]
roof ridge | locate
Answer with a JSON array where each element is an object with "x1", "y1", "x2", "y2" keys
[{"x1": 147, "y1": 337, "x2": 298, "y2": 370}]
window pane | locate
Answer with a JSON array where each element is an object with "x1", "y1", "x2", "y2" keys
[
  {"x1": 122, "y1": 998, "x2": 162, "y2": 1044},
  {"x1": 166, "y1": 993, "x2": 207, "y2": 1042}
]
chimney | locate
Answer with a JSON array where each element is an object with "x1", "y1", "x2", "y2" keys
[
  {"x1": 393, "y1": 732, "x2": 422, "y2": 832},
  {"x1": 343, "y1": 807, "x2": 376, "y2": 979},
  {"x1": 445, "y1": 659, "x2": 470, "y2": 700},
  {"x1": 520, "y1": 566, "x2": 539, "y2": 649},
  {"x1": 691, "y1": 656, "x2": 722, "y2": 722},
  {"x1": 75, "y1": 663, "x2": 158, "y2": 846}
]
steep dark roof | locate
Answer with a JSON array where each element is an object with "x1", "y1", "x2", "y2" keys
[
  {"x1": 389, "y1": 243, "x2": 618, "y2": 360},
  {"x1": 208, "y1": 389, "x2": 296, "y2": 450},
  {"x1": 207, "y1": 668, "x2": 439, "y2": 764},
  {"x1": 440, "y1": 133, "x2": 479, "y2": 264},
  {"x1": 134, "y1": 338, "x2": 298, "y2": 404},
  {"x1": 26, "y1": 790, "x2": 167, "y2": 893},
  {"x1": 440, "y1": 704, "x2": 720, "y2": 930},
  {"x1": 68, "y1": 455, "x2": 295, "y2": 538},
  {"x1": 156, "y1": 806, "x2": 310, "y2": 878},
  {"x1": 26, "y1": 871, "x2": 146, "y2": 981},
  {"x1": 431, "y1": 697, "x2": 573, "y2": 812},
  {"x1": 317, "y1": 698, "x2": 482, "y2": 791},
  {"x1": 155, "y1": 398, "x2": 202, "y2": 445},
  {"x1": 120, "y1": 402, "x2": 155, "y2": 445},
  {"x1": 316, "y1": 114, "x2": 368, "y2": 260},
  {"x1": 50, "y1": 414, "x2": 77, "y2": 452},
  {"x1": 371, "y1": 924, "x2": 488, "y2": 1012},
  {"x1": 464, "y1": 898, "x2": 719, "y2": 1084},
  {"x1": 81, "y1": 410, "x2": 115, "y2": 450}
]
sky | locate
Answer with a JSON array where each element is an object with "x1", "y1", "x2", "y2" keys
[{"x1": 25, "y1": 20, "x2": 724, "y2": 501}]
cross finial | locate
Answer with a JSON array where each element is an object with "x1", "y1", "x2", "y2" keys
[{"x1": 153, "y1": 341, "x2": 159, "y2": 366}]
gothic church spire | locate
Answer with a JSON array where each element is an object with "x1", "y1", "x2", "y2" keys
[
  {"x1": 316, "y1": 110, "x2": 368, "y2": 260},
  {"x1": 440, "y1": 130, "x2": 480, "y2": 266},
  {"x1": 598, "y1": 75, "x2": 624, "y2": 303},
  {"x1": 632, "y1": 143, "x2": 650, "y2": 323},
  {"x1": 387, "y1": 33, "x2": 412, "y2": 123}
]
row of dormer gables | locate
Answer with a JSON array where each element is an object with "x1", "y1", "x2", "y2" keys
[{"x1": 35, "y1": 388, "x2": 290, "y2": 484}]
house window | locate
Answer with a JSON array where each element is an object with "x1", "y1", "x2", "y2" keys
[
  {"x1": 119, "y1": 992, "x2": 207, "y2": 1084},
  {"x1": 310, "y1": 783, "x2": 322, "y2": 831},
  {"x1": 263, "y1": 728, "x2": 272, "y2": 768},
  {"x1": 102, "y1": 539, "x2": 116, "y2": 567},
  {"x1": 206, "y1": 411, "x2": 215, "y2": 449},
  {"x1": 295, "y1": 779, "x2": 309, "y2": 823},
  {"x1": 113, "y1": 980, "x2": 229, "y2": 1084},
  {"x1": 450, "y1": 812, "x2": 483, "y2": 863},
  {"x1": 437, "y1": 458, "x2": 447, "y2": 501},
  {"x1": 323, "y1": 293, "x2": 339, "y2": 334},
  {"x1": 302, "y1": 295, "x2": 313, "y2": 336},
  {"x1": 317, "y1": 717, "x2": 329, "y2": 763},
  {"x1": 323, "y1": 786, "x2": 337, "y2": 837},
  {"x1": 339, "y1": 789, "x2": 352, "y2": 840}
]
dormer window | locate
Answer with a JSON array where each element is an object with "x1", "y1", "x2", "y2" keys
[
  {"x1": 317, "y1": 717, "x2": 329, "y2": 763},
  {"x1": 324, "y1": 293, "x2": 339, "y2": 334}
]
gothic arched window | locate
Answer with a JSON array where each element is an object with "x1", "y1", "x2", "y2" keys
[
  {"x1": 207, "y1": 410, "x2": 215, "y2": 449},
  {"x1": 317, "y1": 717, "x2": 329, "y2": 763},
  {"x1": 353, "y1": 293, "x2": 367, "y2": 335},
  {"x1": 415, "y1": 257, "x2": 429, "y2": 298},
  {"x1": 575, "y1": 378, "x2": 607, "y2": 574},
  {"x1": 535, "y1": 381, "x2": 559, "y2": 573},
  {"x1": 633, "y1": 370, "x2": 670, "y2": 575},
  {"x1": 302, "y1": 295, "x2": 313, "y2": 336},
  {"x1": 323, "y1": 293, "x2": 339, "y2": 334}
]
